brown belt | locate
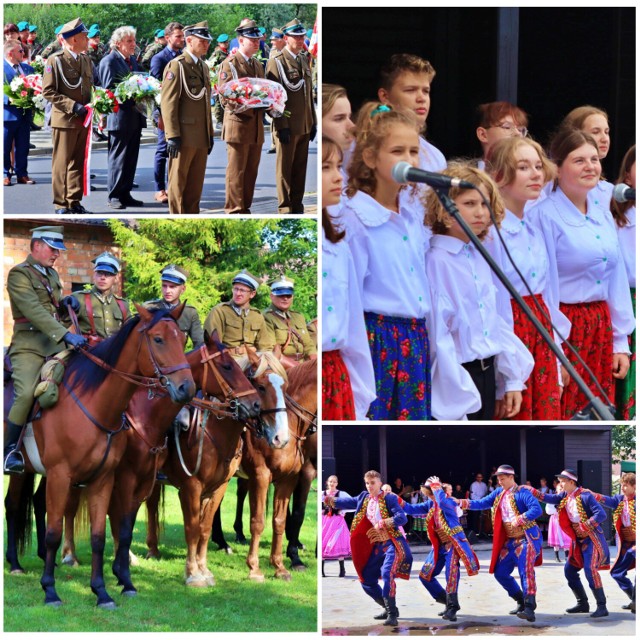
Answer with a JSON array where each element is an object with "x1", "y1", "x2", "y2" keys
[
  {"x1": 620, "y1": 525, "x2": 635, "y2": 542},
  {"x1": 230, "y1": 346, "x2": 247, "y2": 355},
  {"x1": 503, "y1": 522, "x2": 525, "y2": 539},
  {"x1": 571, "y1": 522, "x2": 589, "y2": 539}
]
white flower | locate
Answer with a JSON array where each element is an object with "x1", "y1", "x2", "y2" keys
[{"x1": 10, "y1": 76, "x2": 25, "y2": 92}]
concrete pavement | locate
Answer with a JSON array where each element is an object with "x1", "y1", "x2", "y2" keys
[{"x1": 322, "y1": 545, "x2": 635, "y2": 636}]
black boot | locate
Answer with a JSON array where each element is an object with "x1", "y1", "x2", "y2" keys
[
  {"x1": 322, "y1": 561, "x2": 325, "y2": 578},
  {"x1": 621, "y1": 586, "x2": 633, "y2": 610},
  {"x1": 590, "y1": 587, "x2": 608, "y2": 618},
  {"x1": 383, "y1": 597, "x2": 398, "y2": 626},
  {"x1": 338, "y1": 560, "x2": 345, "y2": 577},
  {"x1": 566, "y1": 584, "x2": 590, "y2": 613},
  {"x1": 373, "y1": 597, "x2": 388, "y2": 620},
  {"x1": 3, "y1": 420, "x2": 25, "y2": 474},
  {"x1": 435, "y1": 592, "x2": 448, "y2": 616},
  {"x1": 442, "y1": 593, "x2": 460, "y2": 621},
  {"x1": 630, "y1": 584, "x2": 636, "y2": 614},
  {"x1": 509, "y1": 592, "x2": 525, "y2": 615},
  {"x1": 555, "y1": 549, "x2": 561, "y2": 563},
  {"x1": 518, "y1": 595, "x2": 536, "y2": 622}
]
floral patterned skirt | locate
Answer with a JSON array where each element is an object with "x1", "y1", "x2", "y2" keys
[
  {"x1": 322, "y1": 349, "x2": 356, "y2": 420},
  {"x1": 615, "y1": 287, "x2": 636, "y2": 420},
  {"x1": 364, "y1": 312, "x2": 431, "y2": 420},
  {"x1": 510, "y1": 294, "x2": 562, "y2": 420},
  {"x1": 559, "y1": 300, "x2": 613, "y2": 420}
]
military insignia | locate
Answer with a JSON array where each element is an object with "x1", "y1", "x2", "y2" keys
[
  {"x1": 219, "y1": 71, "x2": 227, "y2": 81},
  {"x1": 45, "y1": 65, "x2": 52, "y2": 74},
  {"x1": 166, "y1": 71, "x2": 175, "y2": 80}
]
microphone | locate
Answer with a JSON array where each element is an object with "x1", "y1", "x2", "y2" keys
[
  {"x1": 391, "y1": 161, "x2": 475, "y2": 190},
  {"x1": 612, "y1": 184, "x2": 635, "y2": 203}
]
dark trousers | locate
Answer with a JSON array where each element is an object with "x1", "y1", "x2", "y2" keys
[
  {"x1": 4, "y1": 119, "x2": 31, "y2": 178},
  {"x1": 463, "y1": 356, "x2": 496, "y2": 420},
  {"x1": 107, "y1": 127, "x2": 142, "y2": 201},
  {"x1": 153, "y1": 127, "x2": 167, "y2": 191}
]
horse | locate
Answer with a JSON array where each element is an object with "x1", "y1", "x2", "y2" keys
[
  {"x1": 56, "y1": 330, "x2": 261, "y2": 597},
  {"x1": 144, "y1": 349, "x2": 290, "y2": 587},
  {"x1": 6, "y1": 304, "x2": 195, "y2": 609}
]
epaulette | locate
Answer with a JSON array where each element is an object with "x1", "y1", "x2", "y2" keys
[{"x1": 48, "y1": 50, "x2": 64, "y2": 59}]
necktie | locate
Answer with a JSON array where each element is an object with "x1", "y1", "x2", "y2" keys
[{"x1": 126, "y1": 57, "x2": 133, "y2": 71}]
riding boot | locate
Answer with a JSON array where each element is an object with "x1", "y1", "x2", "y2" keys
[
  {"x1": 555, "y1": 549, "x2": 561, "y2": 563},
  {"x1": 621, "y1": 586, "x2": 633, "y2": 610},
  {"x1": 383, "y1": 597, "x2": 398, "y2": 626},
  {"x1": 566, "y1": 584, "x2": 590, "y2": 613},
  {"x1": 373, "y1": 597, "x2": 388, "y2": 620},
  {"x1": 589, "y1": 587, "x2": 608, "y2": 618},
  {"x1": 338, "y1": 560, "x2": 346, "y2": 577},
  {"x1": 322, "y1": 561, "x2": 325, "y2": 578},
  {"x1": 518, "y1": 595, "x2": 536, "y2": 622},
  {"x1": 509, "y1": 591, "x2": 525, "y2": 615},
  {"x1": 435, "y1": 592, "x2": 448, "y2": 616},
  {"x1": 442, "y1": 593, "x2": 460, "y2": 621},
  {"x1": 630, "y1": 584, "x2": 636, "y2": 614},
  {"x1": 3, "y1": 420, "x2": 25, "y2": 474}
]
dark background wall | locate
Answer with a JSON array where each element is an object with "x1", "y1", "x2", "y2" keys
[{"x1": 322, "y1": 7, "x2": 635, "y2": 179}]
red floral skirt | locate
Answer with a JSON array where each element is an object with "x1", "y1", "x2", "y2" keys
[
  {"x1": 510, "y1": 294, "x2": 561, "y2": 420},
  {"x1": 322, "y1": 350, "x2": 356, "y2": 420},
  {"x1": 559, "y1": 300, "x2": 614, "y2": 420}
]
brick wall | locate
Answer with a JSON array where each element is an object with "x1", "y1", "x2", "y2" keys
[{"x1": 3, "y1": 219, "x2": 124, "y2": 347}]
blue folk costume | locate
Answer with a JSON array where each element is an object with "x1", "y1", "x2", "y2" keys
[
  {"x1": 333, "y1": 490, "x2": 412, "y2": 625},
  {"x1": 401, "y1": 487, "x2": 479, "y2": 620}
]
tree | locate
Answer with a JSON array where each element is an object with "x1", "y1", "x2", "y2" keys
[{"x1": 612, "y1": 424, "x2": 636, "y2": 465}]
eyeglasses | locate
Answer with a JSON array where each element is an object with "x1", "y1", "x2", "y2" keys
[
  {"x1": 489, "y1": 122, "x2": 528, "y2": 137},
  {"x1": 232, "y1": 286, "x2": 252, "y2": 294}
]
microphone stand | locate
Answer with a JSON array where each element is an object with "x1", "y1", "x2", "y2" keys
[{"x1": 432, "y1": 187, "x2": 615, "y2": 421}]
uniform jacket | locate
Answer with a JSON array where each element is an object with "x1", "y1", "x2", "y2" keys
[
  {"x1": 464, "y1": 486, "x2": 543, "y2": 573},
  {"x1": 144, "y1": 299, "x2": 204, "y2": 349},
  {"x1": 266, "y1": 47, "x2": 315, "y2": 135},
  {"x1": 141, "y1": 42, "x2": 164, "y2": 69},
  {"x1": 204, "y1": 301, "x2": 273, "y2": 351},
  {"x1": 72, "y1": 287, "x2": 130, "y2": 339},
  {"x1": 401, "y1": 489, "x2": 479, "y2": 579},
  {"x1": 4, "y1": 60, "x2": 35, "y2": 122},
  {"x1": 42, "y1": 48, "x2": 93, "y2": 128},
  {"x1": 219, "y1": 52, "x2": 265, "y2": 145},
  {"x1": 263, "y1": 305, "x2": 316, "y2": 357},
  {"x1": 86, "y1": 43, "x2": 107, "y2": 69},
  {"x1": 161, "y1": 51, "x2": 212, "y2": 147},
  {"x1": 98, "y1": 50, "x2": 146, "y2": 132},
  {"x1": 7, "y1": 254, "x2": 68, "y2": 357},
  {"x1": 593, "y1": 491, "x2": 636, "y2": 574},
  {"x1": 41, "y1": 40, "x2": 62, "y2": 60}
]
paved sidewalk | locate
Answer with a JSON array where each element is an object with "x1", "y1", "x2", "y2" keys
[{"x1": 322, "y1": 545, "x2": 635, "y2": 636}]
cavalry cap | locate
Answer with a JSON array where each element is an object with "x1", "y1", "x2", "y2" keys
[
  {"x1": 87, "y1": 24, "x2": 101, "y2": 38},
  {"x1": 59, "y1": 18, "x2": 88, "y2": 40},
  {"x1": 556, "y1": 468, "x2": 579, "y2": 482},
  {"x1": 31, "y1": 226, "x2": 66, "y2": 250},
  {"x1": 235, "y1": 19, "x2": 262, "y2": 39},
  {"x1": 282, "y1": 19, "x2": 306, "y2": 36},
  {"x1": 184, "y1": 21, "x2": 212, "y2": 41},
  {"x1": 233, "y1": 269, "x2": 259, "y2": 291},
  {"x1": 92, "y1": 251, "x2": 120, "y2": 274},
  {"x1": 270, "y1": 28, "x2": 284, "y2": 41},
  {"x1": 496, "y1": 464, "x2": 516, "y2": 475},
  {"x1": 160, "y1": 264, "x2": 188, "y2": 285},
  {"x1": 17, "y1": 21, "x2": 29, "y2": 32},
  {"x1": 270, "y1": 275, "x2": 295, "y2": 296},
  {"x1": 216, "y1": 33, "x2": 229, "y2": 44}
]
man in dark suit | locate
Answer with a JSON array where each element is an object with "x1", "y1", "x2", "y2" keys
[
  {"x1": 99, "y1": 25, "x2": 146, "y2": 210},
  {"x1": 3, "y1": 39, "x2": 36, "y2": 186},
  {"x1": 149, "y1": 21, "x2": 184, "y2": 205}
]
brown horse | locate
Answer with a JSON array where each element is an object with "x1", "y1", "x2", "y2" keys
[
  {"x1": 57, "y1": 330, "x2": 261, "y2": 597},
  {"x1": 9, "y1": 304, "x2": 195, "y2": 608},
  {"x1": 144, "y1": 350, "x2": 291, "y2": 587}
]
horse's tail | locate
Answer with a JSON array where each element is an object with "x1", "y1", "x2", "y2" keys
[
  {"x1": 152, "y1": 485, "x2": 166, "y2": 538},
  {"x1": 74, "y1": 489, "x2": 91, "y2": 541},
  {"x1": 11, "y1": 473, "x2": 36, "y2": 555}
]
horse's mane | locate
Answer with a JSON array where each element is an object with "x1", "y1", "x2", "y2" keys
[
  {"x1": 64, "y1": 308, "x2": 178, "y2": 395},
  {"x1": 236, "y1": 351, "x2": 288, "y2": 382},
  {"x1": 286, "y1": 359, "x2": 317, "y2": 397}
]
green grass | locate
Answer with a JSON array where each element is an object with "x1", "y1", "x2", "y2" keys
[{"x1": 4, "y1": 477, "x2": 318, "y2": 632}]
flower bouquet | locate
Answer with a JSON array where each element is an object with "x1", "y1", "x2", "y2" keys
[
  {"x1": 217, "y1": 77, "x2": 288, "y2": 118},
  {"x1": 113, "y1": 73, "x2": 162, "y2": 117},
  {"x1": 87, "y1": 86, "x2": 119, "y2": 130},
  {"x1": 3, "y1": 73, "x2": 46, "y2": 125},
  {"x1": 30, "y1": 55, "x2": 45, "y2": 74}
]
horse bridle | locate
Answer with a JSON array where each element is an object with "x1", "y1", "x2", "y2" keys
[{"x1": 244, "y1": 361, "x2": 288, "y2": 440}]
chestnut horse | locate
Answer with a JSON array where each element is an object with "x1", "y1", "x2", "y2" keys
[
  {"x1": 7, "y1": 304, "x2": 195, "y2": 608},
  {"x1": 144, "y1": 350, "x2": 290, "y2": 587},
  {"x1": 56, "y1": 330, "x2": 261, "y2": 597}
]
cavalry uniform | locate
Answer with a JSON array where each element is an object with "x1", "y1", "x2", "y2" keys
[
  {"x1": 73, "y1": 288, "x2": 129, "y2": 340},
  {"x1": 401, "y1": 485, "x2": 479, "y2": 620},
  {"x1": 266, "y1": 19, "x2": 316, "y2": 213},
  {"x1": 161, "y1": 22, "x2": 213, "y2": 213},
  {"x1": 263, "y1": 305, "x2": 315, "y2": 361},
  {"x1": 144, "y1": 299, "x2": 204, "y2": 349},
  {"x1": 307, "y1": 318, "x2": 317, "y2": 346},
  {"x1": 42, "y1": 19, "x2": 94, "y2": 213},
  {"x1": 204, "y1": 302, "x2": 272, "y2": 354}
]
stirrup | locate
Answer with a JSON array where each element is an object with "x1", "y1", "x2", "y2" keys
[{"x1": 4, "y1": 450, "x2": 25, "y2": 475}]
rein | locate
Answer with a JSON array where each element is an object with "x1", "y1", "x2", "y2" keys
[{"x1": 285, "y1": 392, "x2": 317, "y2": 436}]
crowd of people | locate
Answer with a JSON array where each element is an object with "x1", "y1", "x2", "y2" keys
[
  {"x1": 322, "y1": 467, "x2": 636, "y2": 625},
  {"x1": 4, "y1": 15, "x2": 317, "y2": 213},
  {"x1": 321, "y1": 52, "x2": 636, "y2": 422}
]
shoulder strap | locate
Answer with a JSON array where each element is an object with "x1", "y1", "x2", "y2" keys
[
  {"x1": 115, "y1": 297, "x2": 128, "y2": 319},
  {"x1": 83, "y1": 292, "x2": 97, "y2": 336},
  {"x1": 25, "y1": 264, "x2": 60, "y2": 310}
]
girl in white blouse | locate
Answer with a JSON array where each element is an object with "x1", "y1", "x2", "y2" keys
[
  {"x1": 321, "y1": 137, "x2": 375, "y2": 420},
  {"x1": 485, "y1": 137, "x2": 569, "y2": 420},
  {"x1": 424, "y1": 164, "x2": 533, "y2": 421},
  {"x1": 530, "y1": 129, "x2": 634, "y2": 420}
]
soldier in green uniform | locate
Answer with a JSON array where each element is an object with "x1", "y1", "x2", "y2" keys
[
  {"x1": 42, "y1": 18, "x2": 94, "y2": 214},
  {"x1": 40, "y1": 28, "x2": 63, "y2": 60},
  {"x1": 4, "y1": 226, "x2": 88, "y2": 474},
  {"x1": 209, "y1": 33, "x2": 229, "y2": 130},
  {"x1": 161, "y1": 21, "x2": 213, "y2": 213},
  {"x1": 307, "y1": 318, "x2": 318, "y2": 347},
  {"x1": 204, "y1": 269, "x2": 274, "y2": 355},
  {"x1": 144, "y1": 265, "x2": 204, "y2": 349},
  {"x1": 86, "y1": 24, "x2": 106, "y2": 68},
  {"x1": 263, "y1": 276, "x2": 316, "y2": 367},
  {"x1": 71, "y1": 252, "x2": 130, "y2": 343},
  {"x1": 141, "y1": 29, "x2": 166, "y2": 70},
  {"x1": 266, "y1": 19, "x2": 317, "y2": 213}
]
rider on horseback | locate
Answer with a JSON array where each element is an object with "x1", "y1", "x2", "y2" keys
[{"x1": 4, "y1": 226, "x2": 88, "y2": 475}]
